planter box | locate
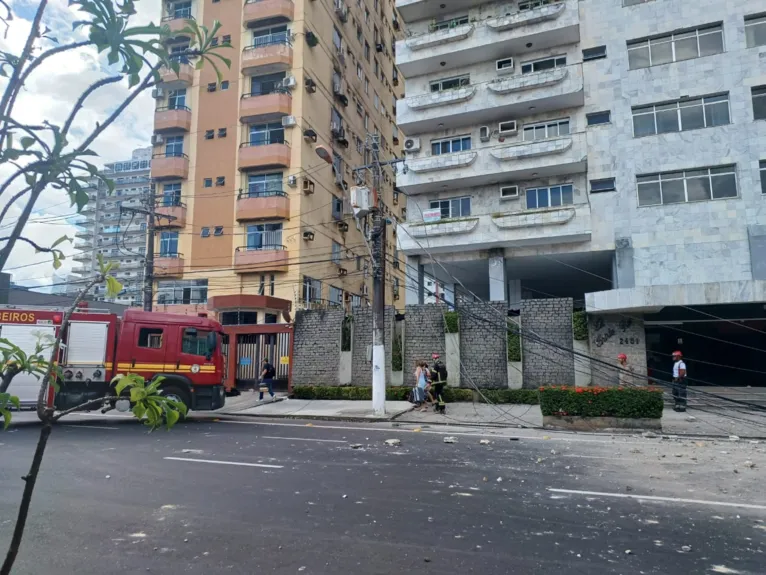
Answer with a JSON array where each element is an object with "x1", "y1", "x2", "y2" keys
[{"x1": 543, "y1": 415, "x2": 661, "y2": 431}]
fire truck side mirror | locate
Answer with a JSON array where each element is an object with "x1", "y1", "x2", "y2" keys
[{"x1": 206, "y1": 331, "x2": 217, "y2": 360}]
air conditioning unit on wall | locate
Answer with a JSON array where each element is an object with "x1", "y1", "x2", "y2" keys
[{"x1": 404, "y1": 137, "x2": 420, "y2": 153}]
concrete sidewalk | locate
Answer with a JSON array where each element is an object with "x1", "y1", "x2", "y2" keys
[{"x1": 217, "y1": 398, "x2": 414, "y2": 421}]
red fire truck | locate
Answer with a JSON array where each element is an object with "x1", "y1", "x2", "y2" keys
[{"x1": 0, "y1": 304, "x2": 226, "y2": 414}]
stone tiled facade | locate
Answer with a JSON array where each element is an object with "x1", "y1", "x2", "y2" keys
[
  {"x1": 520, "y1": 298, "x2": 575, "y2": 389},
  {"x1": 291, "y1": 308, "x2": 345, "y2": 386},
  {"x1": 403, "y1": 304, "x2": 447, "y2": 386},
  {"x1": 458, "y1": 302, "x2": 508, "y2": 388},
  {"x1": 351, "y1": 307, "x2": 396, "y2": 385}
]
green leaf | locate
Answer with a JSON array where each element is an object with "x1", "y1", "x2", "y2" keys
[
  {"x1": 24, "y1": 172, "x2": 36, "y2": 187},
  {"x1": 132, "y1": 402, "x2": 146, "y2": 420},
  {"x1": 9, "y1": 395, "x2": 19, "y2": 409},
  {"x1": 165, "y1": 407, "x2": 179, "y2": 429},
  {"x1": 52, "y1": 252, "x2": 62, "y2": 270},
  {"x1": 130, "y1": 386, "x2": 145, "y2": 402},
  {"x1": 20, "y1": 137, "x2": 35, "y2": 149},
  {"x1": 74, "y1": 187, "x2": 90, "y2": 211},
  {"x1": 2, "y1": 409, "x2": 10, "y2": 430},
  {"x1": 105, "y1": 276, "x2": 123, "y2": 298},
  {"x1": 50, "y1": 235, "x2": 71, "y2": 250}
]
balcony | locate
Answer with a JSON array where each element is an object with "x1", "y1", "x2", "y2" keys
[
  {"x1": 234, "y1": 245, "x2": 289, "y2": 273},
  {"x1": 244, "y1": 0, "x2": 294, "y2": 28},
  {"x1": 240, "y1": 90, "x2": 291, "y2": 122},
  {"x1": 238, "y1": 142, "x2": 290, "y2": 170},
  {"x1": 151, "y1": 153, "x2": 189, "y2": 180},
  {"x1": 396, "y1": 0, "x2": 579, "y2": 77},
  {"x1": 155, "y1": 254, "x2": 185, "y2": 277},
  {"x1": 241, "y1": 37, "x2": 292, "y2": 75},
  {"x1": 397, "y1": 132, "x2": 587, "y2": 195},
  {"x1": 160, "y1": 15, "x2": 195, "y2": 38},
  {"x1": 73, "y1": 252, "x2": 92, "y2": 262},
  {"x1": 398, "y1": 63, "x2": 583, "y2": 134},
  {"x1": 154, "y1": 106, "x2": 192, "y2": 133},
  {"x1": 158, "y1": 62, "x2": 194, "y2": 89},
  {"x1": 155, "y1": 201, "x2": 187, "y2": 228},
  {"x1": 399, "y1": 203, "x2": 592, "y2": 255},
  {"x1": 236, "y1": 190, "x2": 290, "y2": 221}
]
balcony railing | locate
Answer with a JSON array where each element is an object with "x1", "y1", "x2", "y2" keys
[
  {"x1": 237, "y1": 244, "x2": 286, "y2": 252},
  {"x1": 246, "y1": 34, "x2": 291, "y2": 50},
  {"x1": 238, "y1": 188, "x2": 286, "y2": 199}
]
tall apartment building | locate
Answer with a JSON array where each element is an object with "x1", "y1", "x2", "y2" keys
[
  {"x1": 151, "y1": 0, "x2": 406, "y2": 318},
  {"x1": 71, "y1": 147, "x2": 151, "y2": 305},
  {"x1": 396, "y1": 0, "x2": 766, "y2": 385}
]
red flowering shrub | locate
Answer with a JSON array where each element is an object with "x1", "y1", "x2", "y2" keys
[{"x1": 539, "y1": 386, "x2": 663, "y2": 419}]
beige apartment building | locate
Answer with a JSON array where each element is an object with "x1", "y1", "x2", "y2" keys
[{"x1": 150, "y1": 0, "x2": 406, "y2": 319}]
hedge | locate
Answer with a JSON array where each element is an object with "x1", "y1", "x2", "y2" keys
[
  {"x1": 539, "y1": 386, "x2": 663, "y2": 419},
  {"x1": 507, "y1": 322, "x2": 521, "y2": 362},
  {"x1": 572, "y1": 311, "x2": 588, "y2": 341},
  {"x1": 292, "y1": 386, "x2": 539, "y2": 404},
  {"x1": 444, "y1": 311, "x2": 459, "y2": 333},
  {"x1": 392, "y1": 334, "x2": 403, "y2": 372}
]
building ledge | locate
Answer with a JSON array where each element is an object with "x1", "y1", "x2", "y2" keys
[
  {"x1": 492, "y1": 206, "x2": 576, "y2": 230},
  {"x1": 406, "y1": 151, "x2": 477, "y2": 173},
  {"x1": 586, "y1": 280, "x2": 766, "y2": 314},
  {"x1": 488, "y1": 67, "x2": 568, "y2": 94},
  {"x1": 491, "y1": 136, "x2": 572, "y2": 161},
  {"x1": 485, "y1": 2, "x2": 566, "y2": 31},
  {"x1": 405, "y1": 86, "x2": 476, "y2": 110},
  {"x1": 406, "y1": 217, "x2": 479, "y2": 238},
  {"x1": 405, "y1": 23, "x2": 474, "y2": 50}
]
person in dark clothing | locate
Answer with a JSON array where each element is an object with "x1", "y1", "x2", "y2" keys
[
  {"x1": 428, "y1": 353, "x2": 447, "y2": 414},
  {"x1": 258, "y1": 358, "x2": 276, "y2": 401}
]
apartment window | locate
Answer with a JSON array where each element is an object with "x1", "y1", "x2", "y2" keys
[
  {"x1": 526, "y1": 184, "x2": 574, "y2": 210},
  {"x1": 522, "y1": 118, "x2": 569, "y2": 141},
  {"x1": 159, "y1": 231, "x2": 179, "y2": 256},
  {"x1": 429, "y1": 197, "x2": 471, "y2": 219},
  {"x1": 637, "y1": 166, "x2": 738, "y2": 207},
  {"x1": 590, "y1": 178, "x2": 616, "y2": 193},
  {"x1": 356, "y1": 100, "x2": 363, "y2": 116},
  {"x1": 746, "y1": 15, "x2": 766, "y2": 48},
  {"x1": 364, "y1": 41, "x2": 370, "y2": 61},
  {"x1": 250, "y1": 72, "x2": 286, "y2": 96},
  {"x1": 246, "y1": 222, "x2": 283, "y2": 250},
  {"x1": 431, "y1": 135, "x2": 471, "y2": 155},
  {"x1": 586, "y1": 111, "x2": 611, "y2": 126},
  {"x1": 172, "y1": 0, "x2": 192, "y2": 18},
  {"x1": 265, "y1": 312, "x2": 277, "y2": 323},
  {"x1": 220, "y1": 80, "x2": 229, "y2": 90},
  {"x1": 364, "y1": 75, "x2": 369, "y2": 94},
  {"x1": 355, "y1": 136, "x2": 363, "y2": 154},
  {"x1": 247, "y1": 172, "x2": 283, "y2": 197},
  {"x1": 214, "y1": 226, "x2": 224, "y2": 236},
  {"x1": 248, "y1": 122, "x2": 284, "y2": 145},
  {"x1": 364, "y1": 7, "x2": 369, "y2": 23},
  {"x1": 364, "y1": 113, "x2": 369, "y2": 130},
  {"x1": 207, "y1": 82, "x2": 217, "y2": 92},
  {"x1": 218, "y1": 128, "x2": 227, "y2": 138},
  {"x1": 430, "y1": 15, "x2": 468, "y2": 31},
  {"x1": 374, "y1": 58, "x2": 379, "y2": 78},
  {"x1": 356, "y1": 255, "x2": 363, "y2": 271},
  {"x1": 164, "y1": 135, "x2": 184, "y2": 157},
  {"x1": 760, "y1": 161, "x2": 766, "y2": 195},
  {"x1": 583, "y1": 46, "x2": 607, "y2": 61},
  {"x1": 303, "y1": 276, "x2": 322, "y2": 303},
  {"x1": 215, "y1": 176, "x2": 225, "y2": 186},
  {"x1": 162, "y1": 183, "x2": 181, "y2": 206},
  {"x1": 430, "y1": 75, "x2": 469, "y2": 93},
  {"x1": 204, "y1": 129, "x2": 214, "y2": 140},
  {"x1": 168, "y1": 41, "x2": 191, "y2": 64},
  {"x1": 252, "y1": 24, "x2": 288, "y2": 47},
  {"x1": 374, "y1": 92, "x2": 380, "y2": 111},
  {"x1": 521, "y1": 55, "x2": 566, "y2": 74},
  {"x1": 329, "y1": 286, "x2": 343, "y2": 307},
  {"x1": 203, "y1": 178, "x2": 212, "y2": 188},
  {"x1": 210, "y1": 37, "x2": 219, "y2": 47},
  {"x1": 332, "y1": 196, "x2": 344, "y2": 220},
  {"x1": 331, "y1": 241, "x2": 342, "y2": 264},
  {"x1": 623, "y1": 0, "x2": 653, "y2": 5},
  {"x1": 333, "y1": 26, "x2": 343, "y2": 52},
  {"x1": 258, "y1": 274, "x2": 266, "y2": 295},
  {"x1": 753, "y1": 86, "x2": 766, "y2": 120},
  {"x1": 356, "y1": 63, "x2": 363, "y2": 80},
  {"x1": 632, "y1": 94, "x2": 730, "y2": 137},
  {"x1": 222, "y1": 35, "x2": 231, "y2": 44},
  {"x1": 201, "y1": 227, "x2": 210, "y2": 238},
  {"x1": 627, "y1": 24, "x2": 724, "y2": 70},
  {"x1": 357, "y1": 24, "x2": 363, "y2": 43},
  {"x1": 519, "y1": 0, "x2": 556, "y2": 9},
  {"x1": 157, "y1": 279, "x2": 208, "y2": 305},
  {"x1": 168, "y1": 88, "x2": 186, "y2": 109}
]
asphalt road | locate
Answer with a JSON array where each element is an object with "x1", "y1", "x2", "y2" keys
[{"x1": 1, "y1": 415, "x2": 765, "y2": 574}]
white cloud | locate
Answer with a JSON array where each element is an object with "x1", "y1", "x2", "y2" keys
[{"x1": 0, "y1": 0, "x2": 162, "y2": 288}]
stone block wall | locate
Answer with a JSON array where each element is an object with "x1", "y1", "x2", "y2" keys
[
  {"x1": 588, "y1": 314, "x2": 647, "y2": 387},
  {"x1": 351, "y1": 306, "x2": 395, "y2": 385},
  {"x1": 291, "y1": 308, "x2": 345, "y2": 386},
  {"x1": 520, "y1": 298, "x2": 575, "y2": 389},
  {"x1": 403, "y1": 304, "x2": 446, "y2": 388},
  {"x1": 458, "y1": 302, "x2": 508, "y2": 388}
]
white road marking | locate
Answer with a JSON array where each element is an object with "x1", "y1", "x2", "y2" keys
[
  {"x1": 63, "y1": 425, "x2": 119, "y2": 430},
  {"x1": 77, "y1": 413, "x2": 134, "y2": 419},
  {"x1": 216, "y1": 419, "x2": 655, "y2": 445},
  {"x1": 164, "y1": 456, "x2": 283, "y2": 469},
  {"x1": 562, "y1": 454, "x2": 696, "y2": 464},
  {"x1": 548, "y1": 488, "x2": 766, "y2": 511},
  {"x1": 261, "y1": 436, "x2": 347, "y2": 444}
]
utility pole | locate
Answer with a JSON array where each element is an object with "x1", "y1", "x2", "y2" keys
[
  {"x1": 369, "y1": 134, "x2": 387, "y2": 416},
  {"x1": 122, "y1": 183, "x2": 165, "y2": 312}
]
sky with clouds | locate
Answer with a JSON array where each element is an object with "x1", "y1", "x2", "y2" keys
[{"x1": 0, "y1": 0, "x2": 162, "y2": 289}]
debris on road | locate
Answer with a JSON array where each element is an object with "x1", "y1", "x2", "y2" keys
[
  {"x1": 729, "y1": 435, "x2": 740, "y2": 442},
  {"x1": 384, "y1": 439, "x2": 401, "y2": 447},
  {"x1": 681, "y1": 545, "x2": 692, "y2": 553},
  {"x1": 105, "y1": 475, "x2": 111, "y2": 480},
  {"x1": 181, "y1": 449, "x2": 203, "y2": 454},
  {"x1": 443, "y1": 436, "x2": 457, "y2": 444},
  {"x1": 350, "y1": 444, "x2": 363, "y2": 449},
  {"x1": 642, "y1": 431, "x2": 658, "y2": 438},
  {"x1": 479, "y1": 439, "x2": 490, "y2": 445}
]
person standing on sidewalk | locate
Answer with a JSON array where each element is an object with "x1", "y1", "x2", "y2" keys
[
  {"x1": 413, "y1": 360, "x2": 428, "y2": 412},
  {"x1": 428, "y1": 353, "x2": 448, "y2": 414},
  {"x1": 258, "y1": 357, "x2": 277, "y2": 401},
  {"x1": 671, "y1": 350, "x2": 688, "y2": 412},
  {"x1": 617, "y1": 353, "x2": 634, "y2": 387}
]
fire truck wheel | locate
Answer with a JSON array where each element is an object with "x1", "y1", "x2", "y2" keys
[{"x1": 161, "y1": 385, "x2": 191, "y2": 420}]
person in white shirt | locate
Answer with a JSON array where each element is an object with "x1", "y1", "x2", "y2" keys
[
  {"x1": 671, "y1": 350, "x2": 688, "y2": 412},
  {"x1": 617, "y1": 353, "x2": 634, "y2": 387}
]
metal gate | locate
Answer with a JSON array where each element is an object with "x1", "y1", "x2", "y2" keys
[{"x1": 221, "y1": 325, "x2": 293, "y2": 391}]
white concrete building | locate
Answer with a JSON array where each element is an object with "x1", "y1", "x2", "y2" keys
[
  {"x1": 395, "y1": 0, "x2": 766, "y2": 386},
  {"x1": 71, "y1": 147, "x2": 152, "y2": 305}
]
